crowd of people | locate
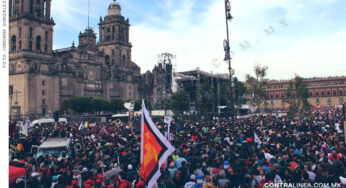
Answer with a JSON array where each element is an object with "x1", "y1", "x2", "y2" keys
[{"x1": 9, "y1": 106, "x2": 346, "y2": 188}]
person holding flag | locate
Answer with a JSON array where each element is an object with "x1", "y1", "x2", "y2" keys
[{"x1": 140, "y1": 100, "x2": 175, "y2": 188}]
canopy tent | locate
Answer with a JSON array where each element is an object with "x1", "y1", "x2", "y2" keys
[{"x1": 9, "y1": 165, "x2": 26, "y2": 181}]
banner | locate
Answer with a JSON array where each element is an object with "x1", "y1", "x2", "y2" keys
[{"x1": 140, "y1": 100, "x2": 175, "y2": 188}]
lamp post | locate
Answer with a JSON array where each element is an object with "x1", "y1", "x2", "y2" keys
[{"x1": 223, "y1": 0, "x2": 234, "y2": 129}]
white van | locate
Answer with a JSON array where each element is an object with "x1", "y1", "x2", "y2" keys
[
  {"x1": 29, "y1": 118, "x2": 67, "y2": 128},
  {"x1": 31, "y1": 137, "x2": 71, "y2": 160}
]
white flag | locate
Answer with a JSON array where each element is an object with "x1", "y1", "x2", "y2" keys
[
  {"x1": 78, "y1": 122, "x2": 84, "y2": 130},
  {"x1": 254, "y1": 132, "x2": 262, "y2": 145},
  {"x1": 164, "y1": 116, "x2": 172, "y2": 124}
]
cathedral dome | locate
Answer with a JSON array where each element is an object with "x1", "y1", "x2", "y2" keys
[{"x1": 108, "y1": 0, "x2": 121, "y2": 16}]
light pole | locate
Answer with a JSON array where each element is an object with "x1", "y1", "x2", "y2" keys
[{"x1": 223, "y1": 0, "x2": 234, "y2": 129}]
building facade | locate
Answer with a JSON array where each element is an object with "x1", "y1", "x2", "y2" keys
[
  {"x1": 9, "y1": 0, "x2": 141, "y2": 120},
  {"x1": 263, "y1": 76, "x2": 346, "y2": 109}
]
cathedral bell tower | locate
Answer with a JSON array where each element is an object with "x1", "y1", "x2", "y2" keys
[{"x1": 9, "y1": 0, "x2": 58, "y2": 119}]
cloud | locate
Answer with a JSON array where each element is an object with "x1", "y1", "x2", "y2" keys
[{"x1": 51, "y1": 0, "x2": 346, "y2": 80}]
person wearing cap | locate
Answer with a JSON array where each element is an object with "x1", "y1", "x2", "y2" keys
[
  {"x1": 194, "y1": 174, "x2": 205, "y2": 188},
  {"x1": 168, "y1": 162, "x2": 178, "y2": 179},
  {"x1": 126, "y1": 164, "x2": 136, "y2": 182},
  {"x1": 184, "y1": 174, "x2": 196, "y2": 188}
]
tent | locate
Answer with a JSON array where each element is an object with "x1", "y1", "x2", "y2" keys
[{"x1": 9, "y1": 165, "x2": 26, "y2": 187}]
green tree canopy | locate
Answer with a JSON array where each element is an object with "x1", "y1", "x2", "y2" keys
[
  {"x1": 110, "y1": 98, "x2": 125, "y2": 113},
  {"x1": 170, "y1": 91, "x2": 189, "y2": 117},
  {"x1": 66, "y1": 96, "x2": 93, "y2": 114}
]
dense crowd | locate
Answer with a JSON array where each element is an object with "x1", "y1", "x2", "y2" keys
[{"x1": 9, "y1": 106, "x2": 346, "y2": 188}]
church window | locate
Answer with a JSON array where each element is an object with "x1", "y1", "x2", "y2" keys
[
  {"x1": 30, "y1": 27, "x2": 33, "y2": 38},
  {"x1": 19, "y1": 27, "x2": 21, "y2": 38},
  {"x1": 122, "y1": 55, "x2": 126, "y2": 65},
  {"x1": 29, "y1": 40, "x2": 33, "y2": 51},
  {"x1": 105, "y1": 55, "x2": 110, "y2": 65},
  {"x1": 45, "y1": 31, "x2": 48, "y2": 40},
  {"x1": 30, "y1": 0, "x2": 33, "y2": 13},
  {"x1": 11, "y1": 35, "x2": 16, "y2": 52},
  {"x1": 36, "y1": 36, "x2": 41, "y2": 51},
  {"x1": 112, "y1": 49, "x2": 114, "y2": 55},
  {"x1": 19, "y1": 40, "x2": 21, "y2": 50}
]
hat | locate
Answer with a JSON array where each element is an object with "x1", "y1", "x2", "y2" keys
[
  {"x1": 82, "y1": 167, "x2": 88, "y2": 172},
  {"x1": 190, "y1": 174, "x2": 196, "y2": 180},
  {"x1": 128, "y1": 164, "x2": 133, "y2": 170},
  {"x1": 52, "y1": 176, "x2": 58, "y2": 181},
  {"x1": 224, "y1": 161, "x2": 229, "y2": 169},
  {"x1": 71, "y1": 180, "x2": 78, "y2": 185}
]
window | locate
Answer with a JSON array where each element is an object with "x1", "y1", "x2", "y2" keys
[
  {"x1": 107, "y1": 27, "x2": 110, "y2": 32},
  {"x1": 45, "y1": 44, "x2": 47, "y2": 52},
  {"x1": 316, "y1": 98, "x2": 319, "y2": 103},
  {"x1": 333, "y1": 90, "x2": 337, "y2": 96},
  {"x1": 315, "y1": 91, "x2": 319, "y2": 96},
  {"x1": 281, "y1": 93, "x2": 285, "y2": 98},
  {"x1": 30, "y1": 27, "x2": 33, "y2": 38},
  {"x1": 11, "y1": 35, "x2": 16, "y2": 52},
  {"x1": 30, "y1": 0, "x2": 33, "y2": 13},
  {"x1": 42, "y1": 80, "x2": 45, "y2": 85},
  {"x1": 19, "y1": 27, "x2": 21, "y2": 38},
  {"x1": 45, "y1": 31, "x2": 48, "y2": 40},
  {"x1": 122, "y1": 55, "x2": 126, "y2": 65},
  {"x1": 321, "y1": 91, "x2": 325, "y2": 96},
  {"x1": 309, "y1": 91, "x2": 313, "y2": 96},
  {"x1": 327, "y1": 90, "x2": 331, "y2": 96},
  {"x1": 275, "y1": 93, "x2": 279, "y2": 98},
  {"x1": 42, "y1": 99, "x2": 45, "y2": 104},
  {"x1": 36, "y1": 36, "x2": 41, "y2": 50},
  {"x1": 9, "y1": 85, "x2": 13, "y2": 95},
  {"x1": 29, "y1": 40, "x2": 32, "y2": 51},
  {"x1": 105, "y1": 55, "x2": 110, "y2": 65},
  {"x1": 339, "y1": 89, "x2": 343, "y2": 95},
  {"x1": 42, "y1": 90, "x2": 45, "y2": 95},
  {"x1": 112, "y1": 49, "x2": 114, "y2": 55},
  {"x1": 19, "y1": 40, "x2": 21, "y2": 50}
]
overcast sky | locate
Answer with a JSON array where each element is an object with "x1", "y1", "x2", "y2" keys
[{"x1": 51, "y1": 0, "x2": 346, "y2": 81}]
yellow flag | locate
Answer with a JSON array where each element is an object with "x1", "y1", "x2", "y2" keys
[{"x1": 85, "y1": 122, "x2": 88, "y2": 128}]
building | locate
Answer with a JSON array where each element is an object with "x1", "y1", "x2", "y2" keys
[
  {"x1": 263, "y1": 76, "x2": 346, "y2": 109},
  {"x1": 9, "y1": 0, "x2": 141, "y2": 120},
  {"x1": 174, "y1": 68, "x2": 229, "y2": 113}
]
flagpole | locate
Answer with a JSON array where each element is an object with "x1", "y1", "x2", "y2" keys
[{"x1": 140, "y1": 99, "x2": 144, "y2": 165}]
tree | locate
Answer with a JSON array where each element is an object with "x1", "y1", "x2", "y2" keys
[
  {"x1": 245, "y1": 64, "x2": 268, "y2": 111},
  {"x1": 285, "y1": 75, "x2": 310, "y2": 120},
  {"x1": 92, "y1": 98, "x2": 110, "y2": 114},
  {"x1": 170, "y1": 91, "x2": 189, "y2": 118},
  {"x1": 133, "y1": 99, "x2": 151, "y2": 111},
  {"x1": 66, "y1": 96, "x2": 93, "y2": 114},
  {"x1": 110, "y1": 98, "x2": 125, "y2": 113},
  {"x1": 233, "y1": 77, "x2": 247, "y2": 106}
]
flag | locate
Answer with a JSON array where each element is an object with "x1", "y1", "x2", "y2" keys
[
  {"x1": 92, "y1": 123, "x2": 96, "y2": 127},
  {"x1": 254, "y1": 132, "x2": 262, "y2": 145},
  {"x1": 89, "y1": 122, "x2": 92, "y2": 128},
  {"x1": 79, "y1": 122, "x2": 84, "y2": 130},
  {"x1": 140, "y1": 100, "x2": 175, "y2": 188},
  {"x1": 85, "y1": 122, "x2": 88, "y2": 129},
  {"x1": 164, "y1": 116, "x2": 172, "y2": 141}
]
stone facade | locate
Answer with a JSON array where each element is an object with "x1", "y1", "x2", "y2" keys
[
  {"x1": 262, "y1": 76, "x2": 346, "y2": 109},
  {"x1": 9, "y1": 0, "x2": 140, "y2": 120}
]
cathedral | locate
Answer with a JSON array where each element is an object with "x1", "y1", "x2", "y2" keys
[{"x1": 8, "y1": 0, "x2": 141, "y2": 119}]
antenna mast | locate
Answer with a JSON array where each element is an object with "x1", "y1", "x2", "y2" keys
[{"x1": 88, "y1": 0, "x2": 90, "y2": 29}]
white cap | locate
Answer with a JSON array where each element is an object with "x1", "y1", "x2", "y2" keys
[{"x1": 128, "y1": 164, "x2": 133, "y2": 170}]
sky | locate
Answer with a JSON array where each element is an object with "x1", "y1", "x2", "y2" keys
[{"x1": 51, "y1": 0, "x2": 346, "y2": 81}]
